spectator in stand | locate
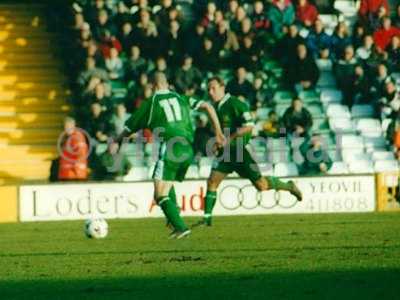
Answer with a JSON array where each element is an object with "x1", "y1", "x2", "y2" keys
[
  {"x1": 93, "y1": 9, "x2": 117, "y2": 40},
  {"x1": 85, "y1": 102, "x2": 112, "y2": 143},
  {"x1": 298, "y1": 134, "x2": 332, "y2": 175},
  {"x1": 230, "y1": 5, "x2": 247, "y2": 33},
  {"x1": 359, "y1": 0, "x2": 389, "y2": 30},
  {"x1": 118, "y1": 22, "x2": 135, "y2": 53},
  {"x1": 225, "y1": 0, "x2": 239, "y2": 22},
  {"x1": 77, "y1": 22, "x2": 92, "y2": 50},
  {"x1": 77, "y1": 57, "x2": 109, "y2": 91},
  {"x1": 356, "y1": 35, "x2": 375, "y2": 62},
  {"x1": 201, "y1": 1, "x2": 217, "y2": 32},
  {"x1": 252, "y1": 1, "x2": 270, "y2": 33},
  {"x1": 86, "y1": 41, "x2": 104, "y2": 67},
  {"x1": 352, "y1": 65, "x2": 372, "y2": 104},
  {"x1": 186, "y1": 23, "x2": 206, "y2": 59},
  {"x1": 286, "y1": 43, "x2": 320, "y2": 92},
  {"x1": 211, "y1": 20, "x2": 240, "y2": 65},
  {"x1": 161, "y1": 20, "x2": 183, "y2": 66},
  {"x1": 105, "y1": 47, "x2": 124, "y2": 80},
  {"x1": 99, "y1": 30, "x2": 122, "y2": 59},
  {"x1": 92, "y1": 141, "x2": 132, "y2": 181},
  {"x1": 306, "y1": 19, "x2": 332, "y2": 59},
  {"x1": 150, "y1": 56, "x2": 172, "y2": 82},
  {"x1": 155, "y1": 0, "x2": 176, "y2": 27},
  {"x1": 352, "y1": 24, "x2": 366, "y2": 50},
  {"x1": 386, "y1": 36, "x2": 400, "y2": 72},
  {"x1": 379, "y1": 77, "x2": 400, "y2": 119},
  {"x1": 134, "y1": 8, "x2": 158, "y2": 58},
  {"x1": 132, "y1": 81, "x2": 153, "y2": 111},
  {"x1": 109, "y1": 103, "x2": 131, "y2": 138},
  {"x1": 282, "y1": 98, "x2": 313, "y2": 137},
  {"x1": 58, "y1": 117, "x2": 89, "y2": 181},
  {"x1": 331, "y1": 22, "x2": 352, "y2": 59},
  {"x1": 373, "y1": 17, "x2": 400, "y2": 53},
  {"x1": 196, "y1": 38, "x2": 220, "y2": 73},
  {"x1": 193, "y1": 114, "x2": 214, "y2": 157},
  {"x1": 260, "y1": 111, "x2": 281, "y2": 138},
  {"x1": 249, "y1": 75, "x2": 270, "y2": 110},
  {"x1": 371, "y1": 63, "x2": 390, "y2": 100},
  {"x1": 334, "y1": 45, "x2": 359, "y2": 107},
  {"x1": 174, "y1": 55, "x2": 202, "y2": 95},
  {"x1": 279, "y1": 24, "x2": 305, "y2": 64},
  {"x1": 226, "y1": 66, "x2": 253, "y2": 101},
  {"x1": 126, "y1": 45, "x2": 148, "y2": 82},
  {"x1": 235, "y1": 35, "x2": 260, "y2": 71},
  {"x1": 295, "y1": 0, "x2": 319, "y2": 28},
  {"x1": 267, "y1": 0, "x2": 295, "y2": 39},
  {"x1": 88, "y1": 81, "x2": 113, "y2": 111}
]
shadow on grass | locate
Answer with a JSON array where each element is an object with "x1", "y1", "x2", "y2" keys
[{"x1": 0, "y1": 268, "x2": 399, "y2": 300}]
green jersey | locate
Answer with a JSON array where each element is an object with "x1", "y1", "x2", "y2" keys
[
  {"x1": 126, "y1": 89, "x2": 204, "y2": 143},
  {"x1": 216, "y1": 93, "x2": 255, "y2": 146}
]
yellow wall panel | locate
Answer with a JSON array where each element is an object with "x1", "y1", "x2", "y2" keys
[{"x1": 0, "y1": 185, "x2": 17, "y2": 223}]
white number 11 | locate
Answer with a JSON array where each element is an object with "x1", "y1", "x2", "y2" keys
[{"x1": 159, "y1": 98, "x2": 182, "y2": 122}]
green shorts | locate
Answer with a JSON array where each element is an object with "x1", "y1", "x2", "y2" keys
[
  {"x1": 212, "y1": 144, "x2": 262, "y2": 183},
  {"x1": 152, "y1": 139, "x2": 194, "y2": 182}
]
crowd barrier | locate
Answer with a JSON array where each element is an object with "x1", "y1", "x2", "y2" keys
[{"x1": 0, "y1": 173, "x2": 398, "y2": 223}]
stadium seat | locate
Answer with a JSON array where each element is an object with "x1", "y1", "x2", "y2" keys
[
  {"x1": 299, "y1": 90, "x2": 320, "y2": 102},
  {"x1": 306, "y1": 104, "x2": 324, "y2": 117},
  {"x1": 273, "y1": 90, "x2": 294, "y2": 104},
  {"x1": 317, "y1": 71, "x2": 336, "y2": 88},
  {"x1": 351, "y1": 105, "x2": 375, "y2": 118},
  {"x1": 267, "y1": 138, "x2": 289, "y2": 151},
  {"x1": 356, "y1": 118, "x2": 382, "y2": 137},
  {"x1": 320, "y1": 89, "x2": 343, "y2": 104},
  {"x1": 328, "y1": 161, "x2": 349, "y2": 174},
  {"x1": 339, "y1": 134, "x2": 364, "y2": 149},
  {"x1": 326, "y1": 104, "x2": 351, "y2": 118},
  {"x1": 312, "y1": 117, "x2": 329, "y2": 132},
  {"x1": 363, "y1": 136, "x2": 387, "y2": 151},
  {"x1": 274, "y1": 162, "x2": 299, "y2": 177},
  {"x1": 329, "y1": 117, "x2": 355, "y2": 133},
  {"x1": 374, "y1": 160, "x2": 399, "y2": 173},
  {"x1": 372, "y1": 151, "x2": 396, "y2": 161},
  {"x1": 341, "y1": 148, "x2": 367, "y2": 163},
  {"x1": 381, "y1": 118, "x2": 392, "y2": 134},
  {"x1": 347, "y1": 160, "x2": 374, "y2": 174}
]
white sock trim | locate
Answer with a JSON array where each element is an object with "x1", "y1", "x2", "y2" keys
[{"x1": 158, "y1": 197, "x2": 170, "y2": 206}]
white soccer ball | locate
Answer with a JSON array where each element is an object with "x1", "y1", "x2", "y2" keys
[{"x1": 84, "y1": 218, "x2": 108, "y2": 239}]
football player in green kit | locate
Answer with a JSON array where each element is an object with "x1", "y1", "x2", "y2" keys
[
  {"x1": 196, "y1": 76, "x2": 303, "y2": 226},
  {"x1": 124, "y1": 72, "x2": 226, "y2": 239}
]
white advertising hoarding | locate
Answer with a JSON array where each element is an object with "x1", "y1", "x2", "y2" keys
[{"x1": 19, "y1": 175, "x2": 376, "y2": 222}]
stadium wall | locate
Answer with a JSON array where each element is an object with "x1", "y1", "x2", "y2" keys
[
  {"x1": 17, "y1": 175, "x2": 377, "y2": 222},
  {"x1": 0, "y1": 186, "x2": 18, "y2": 223}
]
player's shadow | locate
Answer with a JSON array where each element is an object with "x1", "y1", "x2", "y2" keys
[{"x1": 0, "y1": 268, "x2": 399, "y2": 299}]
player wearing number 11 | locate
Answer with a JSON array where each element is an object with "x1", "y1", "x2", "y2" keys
[{"x1": 124, "y1": 72, "x2": 225, "y2": 239}]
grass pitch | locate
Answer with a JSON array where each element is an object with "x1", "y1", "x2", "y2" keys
[{"x1": 0, "y1": 213, "x2": 399, "y2": 299}]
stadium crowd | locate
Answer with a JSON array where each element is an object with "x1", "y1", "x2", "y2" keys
[{"x1": 55, "y1": 0, "x2": 400, "y2": 181}]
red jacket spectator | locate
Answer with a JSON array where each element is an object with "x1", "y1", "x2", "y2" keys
[
  {"x1": 58, "y1": 118, "x2": 89, "y2": 180},
  {"x1": 99, "y1": 36, "x2": 122, "y2": 59},
  {"x1": 296, "y1": 0, "x2": 319, "y2": 27},
  {"x1": 373, "y1": 18, "x2": 400, "y2": 51},
  {"x1": 359, "y1": 0, "x2": 389, "y2": 17}
]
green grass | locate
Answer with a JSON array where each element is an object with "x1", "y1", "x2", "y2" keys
[{"x1": 0, "y1": 213, "x2": 399, "y2": 299}]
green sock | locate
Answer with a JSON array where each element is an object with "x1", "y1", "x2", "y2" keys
[
  {"x1": 265, "y1": 176, "x2": 292, "y2": 191},
  {"x1": 168, "y1": 186, "x2": 178, "y2": 209},
  {"x1": 204, "y1": 191, "x2": 217, "y2": 218},
  {"x1": 158, "y1": 196, "x2": 187, "y2": 231}
]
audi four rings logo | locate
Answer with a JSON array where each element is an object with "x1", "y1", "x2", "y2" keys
[{"x1": 219, "y1": 185, "x2": 299, "y2": 210}]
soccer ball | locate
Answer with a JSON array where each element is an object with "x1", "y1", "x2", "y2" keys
[{"x1": 84, "y1": 218, "x2": 108, "y2": 239}]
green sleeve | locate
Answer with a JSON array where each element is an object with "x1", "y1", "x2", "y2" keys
[
  {"x1": 182, "y1": 95, "x2": 205, "y2": 110},
  {"x1": 125, "y1": 99, "x2": 152, "y2": 132},
  {"x1": 235, "y1": 99, "x2": 255, "y2": 127}
]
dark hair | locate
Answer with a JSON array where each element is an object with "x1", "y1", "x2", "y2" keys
[{"x1": 208, "y1": 76, "x2": 225, "y2": 86}]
